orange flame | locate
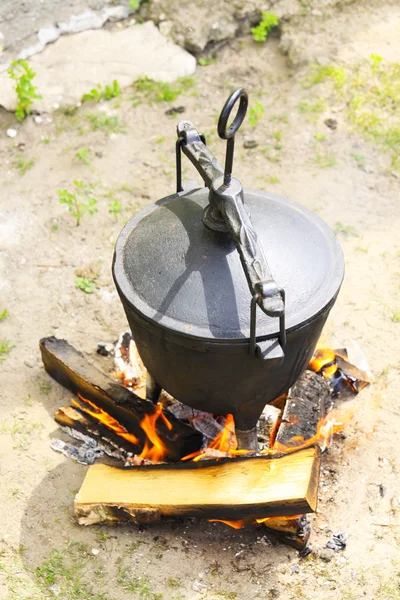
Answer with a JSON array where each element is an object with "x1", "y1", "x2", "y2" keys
[
  {"x1": 263, "y1": 406, "x2": 354, "y2": 455},
  {"x1": 209, "y1": 414, "x2": 237, "y2": 452},
  {"x1": 183, "y1": 414, "x2": 240, "y2": 462},
  {"x1": 74, "y1": 395, "x2": 173, "y2": 462},
  {"x1": 73, "y1": 394, "x2": 139, "y2": 446},
  {"x1": 209, "y1": 518, "x2": 248, "y2": 529},
  {"x1": 138, "y1": 402, "x2": 171, "y2": 462},
  {"x1": 210, "y1": 514, "x2": 305, "y2": 529},
  {"x1": 309, "y1": 348, "x2": 338, "y2": 379}
]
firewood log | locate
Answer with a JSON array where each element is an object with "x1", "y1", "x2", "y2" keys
[
  {"x1": 274, "y1": 370, "x2": 331, "y2": 449},
  {"x1": 40, "y1": 336, "x2": 202, "y2": 461},
  {"x1": 74, "y1": 446, "x2": 320, "y2": 525}
]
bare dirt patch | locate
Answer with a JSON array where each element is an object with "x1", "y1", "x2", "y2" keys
[{"x1": 1, "y1": 13, "x2": 400, "y2": 600}]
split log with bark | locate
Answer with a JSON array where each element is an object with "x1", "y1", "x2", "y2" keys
[{"x1": 74, "y1": 446, "x2": 320, "y2": 525}]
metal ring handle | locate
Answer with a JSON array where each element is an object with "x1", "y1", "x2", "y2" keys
[{"x1": 217, "y1": 88, "x2": 248, "y2": 140}]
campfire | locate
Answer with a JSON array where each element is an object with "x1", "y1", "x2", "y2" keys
[{"x1": 40, "y1": 331, "x2": 370, "y2": 551}]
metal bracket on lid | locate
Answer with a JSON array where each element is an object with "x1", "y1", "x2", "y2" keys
[
  {"x1": 250, "y1": 287, "x2": 286, "y2": 362},
  {"x1": 176, "y1": 131, "x2": 206, "y2": 193}
]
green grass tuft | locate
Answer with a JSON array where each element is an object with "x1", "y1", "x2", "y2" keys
[
  {"x1": 251, "y1": 11, "x2": 279, "y2": 42},
  {"x1": 0, "y1": 339, "x2": 14, "y2": 362},
  {"x1": 132, "y1": 76, "x2": 195, "y2": 103}
]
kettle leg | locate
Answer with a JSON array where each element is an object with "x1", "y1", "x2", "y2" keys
[
  {"x1": 235, "y1": 427, "x2": 258, "y2": 452},
  {"x1": 146, "y1": 372, "x2": 162, "y2": 404}
]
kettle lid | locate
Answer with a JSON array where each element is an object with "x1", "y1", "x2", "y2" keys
[{"x1": 113, "y1": 185, "x2": 344, "y2": 341}]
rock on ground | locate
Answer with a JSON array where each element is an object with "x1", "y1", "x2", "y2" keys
[{"x1": 0, "y1": 22, "x2": 196, "y2": 114}]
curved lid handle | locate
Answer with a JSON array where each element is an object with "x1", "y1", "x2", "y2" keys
[
  {"x1": 217, "y1": 88, "x2": 248, "y2": 186},
  {"x1": 176, "y1": 89, "x2": 285, "y2": 327}
]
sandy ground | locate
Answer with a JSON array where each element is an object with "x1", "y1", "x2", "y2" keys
[{"x1": 1, "y1": 8, "x2": 400, "y2": 600}]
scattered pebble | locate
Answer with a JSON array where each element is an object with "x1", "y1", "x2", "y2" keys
[
  {"x1": 290, "y1": 563, "x2": 300, "y2": 574},
  {"x1": 6, "y1": 128, "x2": 17, "y2": 138},
  {"x1": 243, "y1": 136, "x2": 258, "y2": 149},
  {"x1": 24, "y1": 359, "x2": 36, "y2": 368},
  {"x1": 34, "y1": 116, "x2": 43, "y2": 124},
  {"x1": 91, "y1": 548, "x2": 100, "y2": 555},
  {"x1": 165, "y1": 106, "x2": 185, "y2": 116},
  {"x1": 49, "y1": 583, "x2": 61, "y2": 597},
  {"x1": 192, "y1": 579, "x2": 207, "y2": 592},
  {"x1": 320, "y1": 547, "x2": 335, "y2": 562},
  {"x1": 326, "y1": 531, "x2": 348, "y2": 551},
  {"x1": 324, "y1": 118, "x2": 337, "y2": 130},
  {"x1": 379, "y1": 484, "x2": 387, "y2": 498}
]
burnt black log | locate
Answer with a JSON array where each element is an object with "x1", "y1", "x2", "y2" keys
[
  {"x1": 274, "y1": 370, "x2": 331, "y2": 449},
  {"x1": 40, "y1": 337, "x2": 202, "y2": 461}
]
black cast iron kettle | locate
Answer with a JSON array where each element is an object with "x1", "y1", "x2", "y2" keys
[{"x1": 113, "y1": 89, "x2": 344, "y2": 451}]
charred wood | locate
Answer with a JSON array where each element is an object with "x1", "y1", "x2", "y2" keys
[
  {"x1": 261, "y1": 515, "x2": 311, "y2": 550},
  {"x1": 274, "y1": 370, "x2": 331, "y2": 449},
  {"x1": 40, "y1": 336, "x2": 202, "y2": 461},
  {"x1": 55, "y1": 406, "x2": 137, "y2": 461}
]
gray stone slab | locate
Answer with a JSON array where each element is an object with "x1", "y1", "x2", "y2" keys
[{"x1": 0, "y1": 21, "x2": 196, "y2": 114}]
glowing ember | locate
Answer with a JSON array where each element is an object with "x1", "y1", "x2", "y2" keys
[{"x1": 72, "y1": 394, "x2": 140, "y2": 446}]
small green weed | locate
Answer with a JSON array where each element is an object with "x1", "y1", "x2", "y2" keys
[
  {"x1": 8, "y1": 59, "x2": 42, "y2": 122},
  {"x1": 334, "y1": 221, "x2": 359, "y2": 237},
  {"x1": 75, "y1": 147, "x2": 91, "y2": 165},
  {"x1": 132, "y1": 76, "x2": 195, "y2": 103},
  {"x1": 302, "y1": 64, "x2": 346, "y2": 89},
  {"x1": 391, "y1": 310, "x2": 400, "y2": 323},
  {"x1": 129, "y1": 0, "x2": 146, "y2": 11},
  {"x1": 108, "y1": 199, "x2": 122, "y2": 221},
  {"x1": 314, "y1": 133, "x2": 326, "y2": 142},
  {"x1": 95, "y1": 530, "x2": 109, "y2": 544},
  {"x1": 352, "y1": 152, "x2": 366, "y2": 168},
  {"x1": 314, "y1": 150, "x2": 336, "y2": 168},
  {"x1": 58, "y1": 180, "x2": 97, "y2": 226},
  {"x1": 251, "y1": 11, "x2": 279, "y2": 42},
  {"x1": 82, "y1": 80, "x2": 121, "y2": 103},
  {"x1": 198, "y1": 56, "x2": 215, "y2": 66},
  {"x1": 0, "y1": 339, "x2": 14, "y2": 362},
  {"x1": 10, "y1": 487, "x2": 22, "y2": 500},
  {"x1": 13, "y1": 153, "x2": 35, "y2": 175},
  {"x1": 166, "y1": 577, "x2": 182, "y2": 588},
  {"x1": 266, "y1": 175, "x2": 280, "y2": 184},
  {"x1": 297, "y1": 99, "x2": 327, "y2": 115},
  {"x1": 39, "y1": 380, "x2": 51, "y2": 395},
  {"x1": 75, "y1": 277, "x2": 95, "y2": 294},
  {"x1": 0, "y1": 309, "x2": 8, "y2": 320},
  {"x1": 24, "y1": 394, "x2": 35, "y2": 406},
  {"x1": 83, "y1": 112, "x2": 125, "y2": 134},
  {"x1": 248, "y1": 100, "x2": 264, "y2": 127},
  {"x1": 41, "y1": 136, "x2": 50, "y2": 144}
]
